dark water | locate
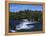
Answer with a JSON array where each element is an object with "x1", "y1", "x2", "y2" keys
[{"x1": 9, "y1": 19, "x2": 42, "y2": 32}]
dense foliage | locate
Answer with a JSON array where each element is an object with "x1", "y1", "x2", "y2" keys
[{"x1": 9, "y1": 10, "x2": 42, "y2": 21}]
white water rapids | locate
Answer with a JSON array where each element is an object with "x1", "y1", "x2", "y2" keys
[{"x1": 16, "y1": 19, "x2": 37, "y2": 30}]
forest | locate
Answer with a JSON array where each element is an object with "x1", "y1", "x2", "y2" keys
[{"x1": 9, "y1": 10, "x2": 42, "y2": 21}]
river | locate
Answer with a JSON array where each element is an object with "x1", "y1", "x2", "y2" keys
[{"x1": 9, "y1": 19, "x2": 42, "y2": 32}]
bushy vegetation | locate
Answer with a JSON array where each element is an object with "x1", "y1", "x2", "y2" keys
[{"x1": 9, "y1": 10, "x2": 42, "y2": 21}]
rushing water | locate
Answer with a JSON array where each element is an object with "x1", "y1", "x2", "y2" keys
[{"x1": 9, "y1": 19, "x2": 42, "y2": 32}]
